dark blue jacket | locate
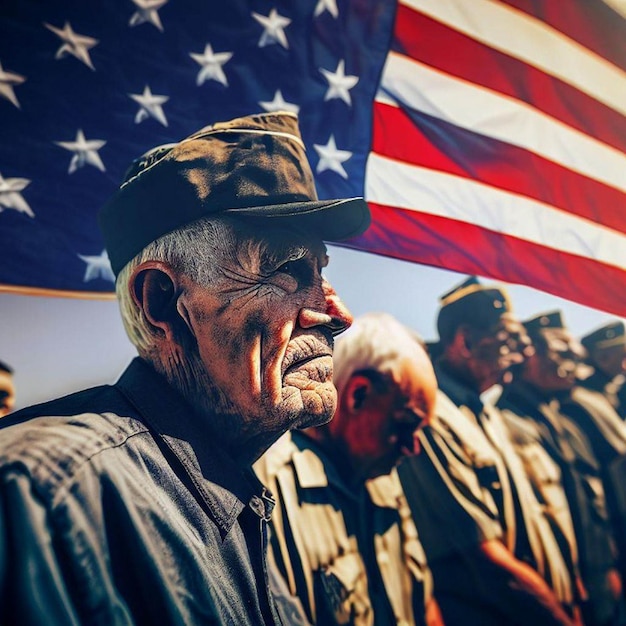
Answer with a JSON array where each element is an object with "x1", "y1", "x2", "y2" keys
[{"x1": 0, "y1": 358, "x2": 284, "y2": 625}]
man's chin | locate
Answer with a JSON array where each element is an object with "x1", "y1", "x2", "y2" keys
[
  {"x1": 278, "y1": 381, "x2": 337, "y2": 430},
  {"x1": 292, "y1": 409, "x2": 334, "y2": 431}
]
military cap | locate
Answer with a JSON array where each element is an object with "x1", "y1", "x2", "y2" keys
[
  {"x1": 522, "y1": 310, "x2": 565, "y2": 338},
  {"x1": 436, "y1": 276, "x2": 512, "y2": 342},
  {"x1": 99, "y1": 111, "x2": 371, "y2": 275},
  {"x1": 581, "y1": 321, "x2": 626, "y2": 352}
]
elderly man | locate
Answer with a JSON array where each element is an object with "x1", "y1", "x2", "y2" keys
[
  {"x1": 0, "y1": 112, "x2": 370, "y2": 625},
  {"x1": 399, "y1": 276, "x2": 578, "y2": 625},
  {"x1": 255, "y1": 312, "x2": 443, "y2": 626},
  {"x1": 567, "y1": 320, "x2": 626, "y2": 618},
  {"x1": 578, "y1": 321, "x2": 626, "y2": 422},
  {"x1": 497, "y1": 311, "x2": 623, "y2": 626}
]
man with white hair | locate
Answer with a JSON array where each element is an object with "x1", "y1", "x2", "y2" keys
[
  {"x1": 256, "y1": 312, "x2": 443, "y2": 626},
  {"x1": 0, "y1": 112, "x2": 370, "y2": 624}
]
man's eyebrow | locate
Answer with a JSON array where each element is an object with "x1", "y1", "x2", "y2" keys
[{"x1": 259, "y1": 242, "x2": 307, "y2": 269}]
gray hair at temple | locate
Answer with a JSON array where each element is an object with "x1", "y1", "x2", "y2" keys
[
  {"x1": 332, "y1": 312, "x2": 432, "y2": 399},
  {"x1": 115, "y1": 215, "x2": 230, "y2": 358}
]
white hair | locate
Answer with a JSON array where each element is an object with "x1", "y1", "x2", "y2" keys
[
  {"x1": 115, "y1": 215, "x2": 234, "y2": 358},
  {"x1": 332, "y1": 312, "x2": 431, "y2": 398}
]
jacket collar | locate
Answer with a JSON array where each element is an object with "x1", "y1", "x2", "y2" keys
[{"x1": 116, "y1": 358, "x2": 270, "y2": 536}]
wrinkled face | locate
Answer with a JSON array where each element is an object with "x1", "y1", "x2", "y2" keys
[
  {"x1": 595, "y1": 345, "x2": 626, "y2": 379},
  {"x1": 340, "y1": 360, "x2": 437, "y2": 477},
  {"x1": 177, "y1": 219, "x2": 352, "y2": 448},
  {"x1": 526, "y1": 328, "x2": 586, "y2": 392},
  {"x1": 467, "y1": 314, "x2": 533, "y2": 390},
  {"x1": 0, "y1": 370, "x2": 15, "y2": 418}
]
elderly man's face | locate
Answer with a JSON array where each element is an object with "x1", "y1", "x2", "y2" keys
[
  {"x1": 336, "y1": 358, "x2": 437, "y2": 479},
  {"x1": 594, "y1": 345, "x2": 626, "y2": 379},
  {"x1": 177, "y1": 219, "x2": 352, "y2": 449},
  {"x1": 525, "y1": 328, "x2": 586, "y2": 392},
  {"x1": 466, "y1": 314, "x2": 532, "y2": 391}
]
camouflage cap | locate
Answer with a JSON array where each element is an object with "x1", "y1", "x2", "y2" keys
[{"x1": 99, "y1": 111, "x2": 371, "y2": 275}]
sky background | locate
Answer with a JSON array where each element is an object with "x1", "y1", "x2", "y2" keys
[{"x1": 1, "y1": 244, "x2": 620, "y2": 411}]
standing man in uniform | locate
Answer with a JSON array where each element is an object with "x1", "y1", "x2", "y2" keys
[
  {"x1": 0, "y1": 112, "x2": 370, "y2": 625},
  {"x1": 399, "y1": 276, "x2": 578, "y2": 626},
  {"x1": 256, "y1": 312, "x2": 443, "y2": 625},
  {"x1": 578, "y1": 321, "x2": 626, "y2": 421},
  {"x1": 566, "y1": 320, "x2": 626, "y2": 611},
  {"x1": 497, "y1": 310, "x2": 623, "y2": 626}
]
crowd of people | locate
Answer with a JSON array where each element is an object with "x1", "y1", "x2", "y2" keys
[
  {"x1": 256, "y1": 277, "x2": 626, "y2": 626},
  {"x1": 0, "y1": 112, "x2": 624, "y2": 625}
]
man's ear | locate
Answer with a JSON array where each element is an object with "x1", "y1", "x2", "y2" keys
[
  {"x1": 129, "y1": 261, "x2": 186, "y2": 341},
  {"x1": 344, "y1": 374, "x2": 375, "y2": 413}
]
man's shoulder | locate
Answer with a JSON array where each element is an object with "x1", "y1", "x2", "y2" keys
[
  {"x1": 0, "y1": 384, "x2": 149, "y2": 501},
  {"x1": 570, "y1": 384, "x2": 612, "y2": 412},
  {"x1": 259, "y1": 431, "x2": 334, "y2": 490},
  {"x1": 425, "y1": 391, "x2": 499, "y2": 470}
]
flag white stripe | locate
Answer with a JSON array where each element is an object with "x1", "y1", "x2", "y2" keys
[
  {"x1": 401, "y1": 0, "x2": 626, "y2": 117},
  {"x1": 381, "y1": 52, "x2": 626, "y2": 193},
  {"x1": 365, "y1": 152, "x2": 626, "y2": 270}
]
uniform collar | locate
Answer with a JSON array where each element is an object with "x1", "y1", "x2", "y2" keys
[
  {"x1": 434, "y1": 361, "x2": 484, "y2": 416},
  {"x1": 116, "y1": 358, "x2": 271, "y2": 536},
  {"x1": 290, "y1": 431, "x2": 362, "y2": 501},
  {"x1": 578, "y1": 369, "x2": 611, "y2": 392}
]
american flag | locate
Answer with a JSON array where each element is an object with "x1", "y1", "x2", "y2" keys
[{"x1": 0, "y1": 1, "x2": 624, "y2": 315}]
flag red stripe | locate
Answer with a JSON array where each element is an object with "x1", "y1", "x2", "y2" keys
[
  {"x1": 500, "y1": 0, "x2": 626, "y2": 73},
  {"x1": 393, "y1": 4, "x2": 626, "y2": 153},
  {"x1": 372, "y1": 102, "x2": 625, "y2": 234},
  {"x1": 349, "y1": 203, "x2": 626, "y2": 316}
]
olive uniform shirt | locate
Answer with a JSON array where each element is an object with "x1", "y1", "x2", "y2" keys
[
  {"x1": 0, "y1": 358, "x2": 284, "y2": 626},
  {"x1": 400, "y1": 368, "x2": 575, "y2": 625},
  {"x1": 255, "y1": 431, "x2": 373, "y2": 626},
  {"x1": 256, "y1": 431, "x2": 433, "y2": 626},
  {"x1": 498, "y1": 380, "x2": 622, "y2": 626},
  {"x1": 363, "y1": 469, "x2": 433, "y2": 626},
  {"x1": 564, "y1": 376, "x2": 626, "y2": 604}
]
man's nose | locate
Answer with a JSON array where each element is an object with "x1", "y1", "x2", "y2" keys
[{"x1": 297, "y1": 280, "x2": 353, "y2": 336}]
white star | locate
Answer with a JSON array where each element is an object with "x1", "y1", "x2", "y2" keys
[
  {"x1": 258, "y1": 90, "x2": 300, "y2": 115},
  {"x1": 55, "y1": 129, "x2": 106, "y2": 174},
  {"x1": 252, "y1": 9, "x2": 291, "y2": 49},
  {"x1": 78, "y1": 250, "x2": 115, "y2": 283},
  {"x1": 0, "y1": 61, "x2": 26, "y2": 109},
  {"x1": 314, "y1": 0, "x2": 339, "y2": 18},
  {"x1": 44, "y1": 22, "x2": 98, "y2": 71},
  {"x1": 129, "y1": 85, "x2": 169, "y2": 126},
  {"x1": 313, "y1": 135, "x2": 352, "y2": 179},
  {"x1": 129, "y1": 0, "x2": 168, "y2": 32},
  {"x1": 0, "y1": 173, "x2": 33, "y2": 217},
  {"x1": 189, "y1": 44, "x2": 232, "y2": 87},
  {"x1": 320, "y1": 59, "x2": 359, "y2": 106}
]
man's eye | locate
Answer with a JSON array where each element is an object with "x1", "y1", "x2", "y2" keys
[
  {"x1": 276, "y1": 259, "x2": 311, "y2": 283},
  {"x1": 278, "y1": 261, "x2": 298, "y2": 276}
]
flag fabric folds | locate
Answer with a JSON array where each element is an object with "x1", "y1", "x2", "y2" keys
[
  {"x1": 0, "y1": 0, "x2": 624, "y2": 315},
  {"x1": 357, "y1": 0, "x2": 626, "y2": 316}
]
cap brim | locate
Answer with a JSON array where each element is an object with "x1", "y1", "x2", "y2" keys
[{"x1": 225, "y1": 197, "x2": 371, "y2": 242}]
